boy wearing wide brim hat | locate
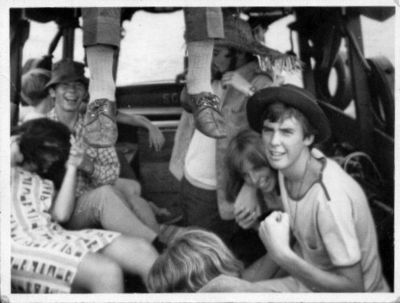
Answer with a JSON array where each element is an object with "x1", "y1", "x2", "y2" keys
[
  {"x1": 170, "y1": 15, "x2": 296, "y2": 257},
  {"x1": 200, "y1": 84, "x2": 389, "y2": 292}
]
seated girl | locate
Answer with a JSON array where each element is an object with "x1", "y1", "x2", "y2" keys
[
  {"x1": 146, "y1": 229, "x2": 243, "y2": 292},
  {"x1": 11, "y1": 118, "x2": 158, "y2": 293},
  {"x1": 225, "y1": 129, "x2": 282, "y2": 230}
]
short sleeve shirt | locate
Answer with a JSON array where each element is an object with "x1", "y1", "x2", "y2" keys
[{"x1": 278, "y1": 149, "x2": 388, "y2": 292}]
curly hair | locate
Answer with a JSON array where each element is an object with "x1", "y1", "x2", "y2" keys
[
  {"x1": 147, "y1": 229, "x2": 243, "y2": 292},
  {"x1": 12, "y1": 118, "x2": 71, "y2": 189}
]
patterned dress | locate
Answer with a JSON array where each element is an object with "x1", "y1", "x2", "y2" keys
[{"x1": 11, "y1": 167, "x2": 120, "y2": 293}]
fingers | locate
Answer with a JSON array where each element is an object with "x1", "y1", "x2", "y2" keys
[
  {"x1": 260, "y1": 211, "x2": 289, "y2": 227},
  {"x1": 235, "y1": 208, "x2": 258, "y2": 229},
  {"x1": 149, "y1": 129, "x2": 165, "y2": 152}
]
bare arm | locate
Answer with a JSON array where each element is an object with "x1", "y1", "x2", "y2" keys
[
  {"x1": 116, "y1": 111, "x2": 165, "y2": 151},
  {"x1": 258, "y1": 211, "x2": 364, "y2": 292},
  {"x1": 51, "y1": 136, "x2": 81, "y2": 223},
  {"x1": 51, "y1": 165, "x2": 77, "y2": 223},
  {"x1": 233, "y1": 184, "x2": 262, "y2": 230},
  {"x1": 242, "y1": 253, "x2": 281, "y2": 282},
  {"x1": 271, "y1": 250, "x2": 364, "y2": 292}
]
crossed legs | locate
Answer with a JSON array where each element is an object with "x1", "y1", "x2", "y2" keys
[{"x1": 65, "y1": 185, "x2": 158, "y2": 242}]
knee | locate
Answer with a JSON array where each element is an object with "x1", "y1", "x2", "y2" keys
[
  {"x1": 96, "y1": 258, "x2": 124, "y2": 288},
  {"x1": 76, "y1": 253, "x2": 124, "y2": 293},
  {"x1": 117, "y1": 179, "x2": 142, "y2": 197},
  {"x1": 95, "y1": 185, "x2": 121, "y2": 206},
  {"x1": 90, "y1": 185, "x2": 123, "y2": 217},
  {"x1": 126, "y1": 180, "x2": 141, "y2": 196}
]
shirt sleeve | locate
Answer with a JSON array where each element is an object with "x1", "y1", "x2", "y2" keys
[
  {"x1": 86, "y1": 146, "x2": 120, "y2": 186},
  {"x1": 317, "y1": 192, "x2": 361, "y2": 267}
]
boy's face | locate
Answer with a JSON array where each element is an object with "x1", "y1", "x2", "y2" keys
[
  {"x1": 50, "y1": 81, "x2": 86, "y2": 113},
  {"x1": 261, "y1": 116, "x2": 313, "y2": 173}
]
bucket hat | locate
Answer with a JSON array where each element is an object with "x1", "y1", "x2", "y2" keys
[
  {"x1": 215, "y1": 16, "x2": 301, "y2": 72},
  {"x1": 46, "y1": 59, "x2": 88, "y2": 89},
  {"x1": 246, "y1": 84, "x2": 331, "y2": 143}
]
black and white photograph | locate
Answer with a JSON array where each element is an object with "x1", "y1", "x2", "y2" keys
[{"x1": 1, "y1": 1, "x2": 398, "y2": 302}]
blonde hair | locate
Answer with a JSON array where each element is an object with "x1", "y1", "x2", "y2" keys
[
  {"x1": 147, "y1": 229, "x2": 243, "y2": 292},
  {"x1": 21, "y1": 68, "x2": 51, "y2": 106}
]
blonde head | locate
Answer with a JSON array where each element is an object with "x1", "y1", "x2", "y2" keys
[{"x1": 147, "y1": 229, "x2": 243, "y2": 292}]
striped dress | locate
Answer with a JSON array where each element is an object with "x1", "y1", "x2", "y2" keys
[{"x1": 11, "y1": 167, "x2": 120, "y2": 293}]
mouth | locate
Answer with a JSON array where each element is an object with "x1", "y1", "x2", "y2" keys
[
  {"x1": 64, "y1": 97, "x2": 79, "y2": 104},
  {"x1": 268, "y1": 150, "x2": 285, "y2": 161}
]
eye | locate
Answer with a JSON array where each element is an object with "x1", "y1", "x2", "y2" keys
[
  {"x1": 262, "y1": 126, "x2": 272, "y2": 133},
  {"x1": 281, "y1": 129, "x2": 294, "y2": 136}
]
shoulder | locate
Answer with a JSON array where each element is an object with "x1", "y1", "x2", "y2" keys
[{"x1": 320, "y1": 157, "x2": 366, "y2": 204}]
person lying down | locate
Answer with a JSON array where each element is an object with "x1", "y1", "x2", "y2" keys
[{"x1": 146, "y1": 229, "x2": 243, "y2": 292}]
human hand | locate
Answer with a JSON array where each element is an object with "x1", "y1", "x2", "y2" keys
[
  {"x1": 148, "y1": 201, "x2": 171, "y2": 217},
  {"x1": 221, "y1": 71, "x2": 252, "y2": 95},
  {"x1": 148, "y1": 125, "x2": 165, "y2": 152},
  {"x1": 258, "y1": 211, "x2": 292, "y2": 262},
  {"x1": 67, "y1": 135, "x2": 86, "y2": 168},
  {"x1": 235, "y1": 207, "x2": 261, "y2": 230},
  {"x1": 234, "y1": 185, "x2": 261, "y2": 229}
]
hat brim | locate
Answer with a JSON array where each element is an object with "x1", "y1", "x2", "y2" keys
[
  {"x1": 215, "y1": 39, "x2": 283, "y2": 58},
  {"x1": 246, "y1": 85, "x2": 331, "y2": 143},
  {"x1": 46, "y1": 75, "x2": 89, "y2": 89}
]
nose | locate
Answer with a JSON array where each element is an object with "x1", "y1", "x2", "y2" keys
[
  {"x1": 65, "y1": 84, "x2": 76, "y2": 93},
  {"x1": 270, "y1": 131, "x2": 280, "y2": 146}
]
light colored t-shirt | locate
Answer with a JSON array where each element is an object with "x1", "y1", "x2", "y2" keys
[
  {"x1": 184, "y1": 81, "x2": 226, "y2": 190},
  {"x1": 279, "y1": 149, "x2": 389, "y2": 292},
  {"x1": 19, "y1": 105, "x2": 46, "y2": 124}
]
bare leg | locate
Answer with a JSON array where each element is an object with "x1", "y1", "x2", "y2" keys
[
  {"x1": 66, "y1": 185, "x2": 158, "y2": 242},
  {"x1": 186, "y1": 40, "x2": 214, "y2": 95},
  {"x1": 72, "y1": 252, "x2": 124, "y2": 293},
  {"x1": 81, "y1": 8, "x2": 120, "y2": 147},
  {"x1": 99, "y1": 187, "x2": 157, "y2": 241},
  {"x1": 101, "y1": 235, "x2": 158, "y2": 283},
  {"x1": 183, "y1": 7, "x2": 227, "y2": 139},
  {"x1": 114, "y1": 178, "x2": 160, "y2": 233}
]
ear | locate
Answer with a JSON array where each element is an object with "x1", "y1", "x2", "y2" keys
[
  {"x1": 303, "y1": 134, "x2": 315, "y2": 147},
  {"x1": 49, "y1": 87, "x2": 55, "y2": 98}
]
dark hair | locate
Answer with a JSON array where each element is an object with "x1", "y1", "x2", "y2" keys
[
  {"x1": 212, "y1": 47, "x2": 256, "y2": 81},
  {"x1": 262, "y1": 102, "x2": 317, "y2": 140},
  {"x1": 12, "y1": 118, "x2": 71, "y2": 189},
  {"x1": 224, "y1": 129, "x2": 271, "y2": 202}
]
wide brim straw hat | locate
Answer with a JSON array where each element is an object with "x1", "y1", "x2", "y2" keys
[
  {"x1": 246, "y1": 84, "x2": 331, "y2": 144},
  {"x1": 46, "y1": 59, "x2": 88, "y2": 89},
  {"x1": 215, "y1": 16, "x2": 301, "y2": 72}
]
